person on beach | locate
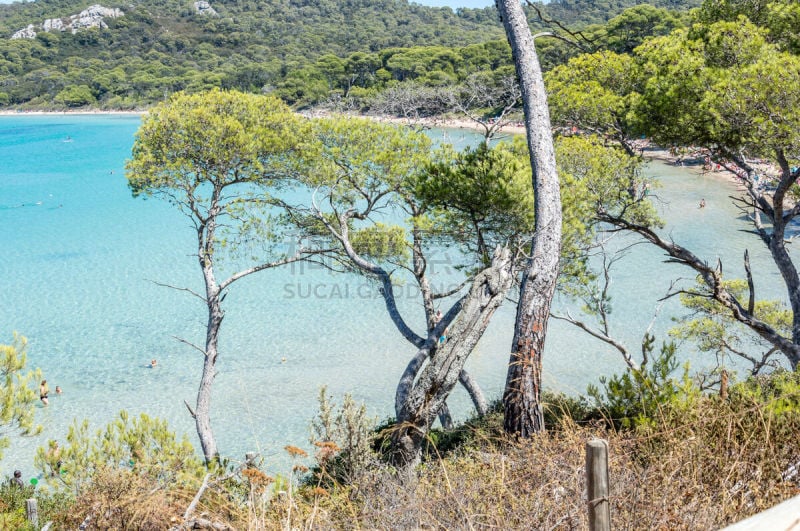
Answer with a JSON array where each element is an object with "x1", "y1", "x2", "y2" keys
[
  {"x1": 10, "y1": 470, "x2": 24, "y2": 489},
  {"x1": 39, "y1": 380, "x2": 49, "y2": 406},
  {"x1": 700, "y1": 198, "x2": 706, "y2": 209}
]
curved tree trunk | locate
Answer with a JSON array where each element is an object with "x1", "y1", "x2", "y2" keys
[
  {"x1": 768, "y1": 151, "x2": 800, "y2": 367},
  {"x1": 195, "y1": 194, "x2": 223, "y2": 465},
  {"x1": 396, "y1": 348, "x2": 489, "y2": 422},
  {"x1": 495, "y1": 0, "x2": 563, "y2": 437},
  {"x1": 459, "y1": 369, "x2": 489, "y2": 417},
  {"x1": 196, "y1": 288, "x2": 222, "y2": 464},
  {"x1": 392, "y1": 246, "x2": 514, "y2": 472}
]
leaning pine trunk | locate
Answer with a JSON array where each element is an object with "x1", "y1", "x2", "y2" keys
[
  {"x1": 195, "y1": 201, "x2": 223, "y2": 465},
  {"x1": 196, "y1": 288, "x2": 222, "y2": 464},
  {"x1": 392, "y1": 246, "x2": 514, "y2": 472},
  {"x1": 495, "y1": 0, "x2": 563, "y2": 437}
]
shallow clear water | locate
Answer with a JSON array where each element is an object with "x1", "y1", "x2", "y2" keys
[{"x1": 0, "y1": 116, "x2": 794, "y2": 478}]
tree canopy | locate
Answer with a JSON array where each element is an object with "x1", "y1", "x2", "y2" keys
[
  {"x1": 0, "y1": 0, "x2": 700, "y2": 109},
  {"x1": 126, "y1": 89, "x2": 314, "y2": 463},
  {"x1": 0, "y1": 333, "x2": 42, "y2": 460},
  {"x1": 545, "y1": 0, "x2": 800, "y2": 373}
]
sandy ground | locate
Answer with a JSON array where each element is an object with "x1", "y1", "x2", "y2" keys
[
  {"x1": 0, "y1": 109, "x2": 144, "y2": 116},
  {"x1": 0, "y1": 108, "x2": 776, "y2": 187},
  {"x1": 638, "y1": 140, "x2": 781, "y2": 193},
  {"x1": 0, "y1": 108, "x2": 527, "y2": 132}
]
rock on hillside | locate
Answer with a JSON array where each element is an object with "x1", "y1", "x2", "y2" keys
[
  {"x1": 193, "y1": 1, "x2": 218, "y2": 17},
  {"x1": 11, "y1": 4, "x2": 123, "y2": 39}
]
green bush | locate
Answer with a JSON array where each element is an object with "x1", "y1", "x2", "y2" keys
[
  {"x1": 308, "y1": 387, "x2": 379, "y2": 487},
  {"x1": 587, "y1": 336, "x2": 698, "y2": 428},
  {"x1": 53, "y1": 85, "x2": 96, "y2": 107}
]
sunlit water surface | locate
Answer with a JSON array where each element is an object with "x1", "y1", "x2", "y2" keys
[{"x1": 0, "y1": 115, "x2": 794, "y2": 478}]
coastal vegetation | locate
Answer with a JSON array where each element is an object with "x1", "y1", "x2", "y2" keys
[
  {"x1": 4, "y1": 363, "x2": 800, "y2": 528},
  {"x1": 2, "y1": 0, "x2": 800, "y2": 528},
  {"x1": 0, "y1": 335, "x2": 42, "y2": 460},
  {"x1": 546, "y1": 0, "x2": 800, "y2": 376},
  {"x1": 0, "y1": 0, "x2": 702, "y2": 110},
  {"x1": 126, "y1": 89, "x2": 318, "y2": 464}
]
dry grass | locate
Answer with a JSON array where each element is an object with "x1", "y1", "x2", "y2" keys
[
  {"x1": 52, "y1": 467, "x2": 247, "y2": 530},
  {"x1": 25, "y1": 381, "x2": 800, "y2": 530},
  {"x1": 306, "y1": 393, "x2": 800, "y2": 530}
]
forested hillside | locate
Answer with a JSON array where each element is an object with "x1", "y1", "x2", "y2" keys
[
  {"x1": 0, "y1": 0, "x2": 699, "y2": 108},
  {"x1": 538, "y1": 0, "x2": 700, "y2": 26}
]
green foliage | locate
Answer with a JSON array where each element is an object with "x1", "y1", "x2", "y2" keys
[
  {"x1": 631, "y1": 17, "x2": 800, "y2": 161},
  {"x1": 0, "y1": 0, "x2": 702, "y2": 109},
  {"x1": 555, "y1": 135, "x2": 659, "y2": 227},
  {"x1": 0, "y1": 478, "x2": 35, "y2": 528},
  {"x1": 728, "y1": 369, "x2": 800, "y2": 417},
  {"x1": 0, "y1": 0, "x2": 504, "y2": 108},
  {"x1": 411, "y1": 138, "x2": 534, "y2": 264},
  {"x1": 34, "y1": 411, "x2": 203, "y2": 493},
  {"x1": 531, "y1": 0, "x2": 701, "y2": 28},
  {"x1": 587, "y1": 337, "x2": 698, "y2": 428},
  {"x1": 592, "y1": 4, "x2": 686, "y2": 53},
  {"x1": 53, "y1": 83, "x2": 95, "y2": 107},
  {"x1": 127, "y1": 89, "x2": 309, "y2": 196},
  {"x1": 0, "y1": 480, "x2": 74, "y2": 530},
  {"x1": 671, "y1": 278, "x2": 791, "y2": 372},
  {"x1": 350, "y1": 223, "x2": 409, "y2": 263},
  {"x1": 310, "y1": 115, "x2": 432, "y2": 195},
  {"x1": 546, "y1": 51, "x2": 643, "y2": 140},
  {"x1": 309, "y1": 387, "x2": 378, "y2": 486},
  {"x1": 127, "y1": 89, "x2": 312, "y2": 263},
  {"x1": 547, "y1": 4, "x2": 800, "y2": 171},
  {"x1": 0, "y1": 333, "x2": 43, "y2": 461}
]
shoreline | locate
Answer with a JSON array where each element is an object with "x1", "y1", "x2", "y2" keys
[
  {"x1": 640, "y1": 142, "x2": 780, "y2": 193},
  {"x1": 0, "y1": 109, "x2": 145, "y2": 116},
  {"x1": 0, "y1": 108, "x2": 769, "y2": 189},
  {"x1": 369, "y1": 114, "x2": 528, "y2": 136},
  {"x1": 299, "y1": 108, "x2": 528, "y2": 136},
  {"x1": 0, "y1": 108, "x2": 528, "y2": 132},
  {"x1": 643, "y1": 145, "x2": 744, "y2": 187}
]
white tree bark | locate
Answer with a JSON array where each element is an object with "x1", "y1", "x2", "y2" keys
[
  {"x1": 392, "y1": 245, "x2": 515, "y2": 471},
  {"x1": 495, "y1": 0, "x2": 563, "y2": 437}
]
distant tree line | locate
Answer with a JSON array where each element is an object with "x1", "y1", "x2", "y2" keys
[{"x1": 0, "y1": 0, "x2": 698, "y2": 109}]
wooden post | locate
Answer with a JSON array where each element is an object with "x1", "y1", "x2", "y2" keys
[
  {"x1": 25, "y1": 498, "x2": 39, "y2": 528},
  {"x1": 586, "y1": 439, "x2": 611, "y2": 531}
]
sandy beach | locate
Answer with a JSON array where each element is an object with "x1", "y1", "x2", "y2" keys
[
  {"x1": 639, "y1": 141, "x2": 782, "y2": 194},
  {"x1": 0, "y1": 109, "x2": 145, "y2": 116},
  {"x1": 368, "y1": 114, "x2": 528, "y2": 136},
  {"x1": 0, "y1": 108, "x2": 775, "y2": 190}
]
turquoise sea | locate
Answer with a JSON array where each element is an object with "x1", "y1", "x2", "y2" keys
[{"x1": 0, "y1": 114, "x2": 794, "y2": 477}]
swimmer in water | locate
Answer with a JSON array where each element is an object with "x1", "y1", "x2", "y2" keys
[{"x1": 39, "y1": 380, "x2": 49, "y2": 406}]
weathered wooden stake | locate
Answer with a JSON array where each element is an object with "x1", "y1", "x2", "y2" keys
[
  {"x1": 586, "y1": 439, "x2": 611, "y2": 531},
  {"x1": 26, "y1": 497, "x2": 39, "y2": 528}
]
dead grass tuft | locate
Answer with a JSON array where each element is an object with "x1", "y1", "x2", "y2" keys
[{"x1": 20, "y1": 378, "x2": 800, "y2": 529}]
